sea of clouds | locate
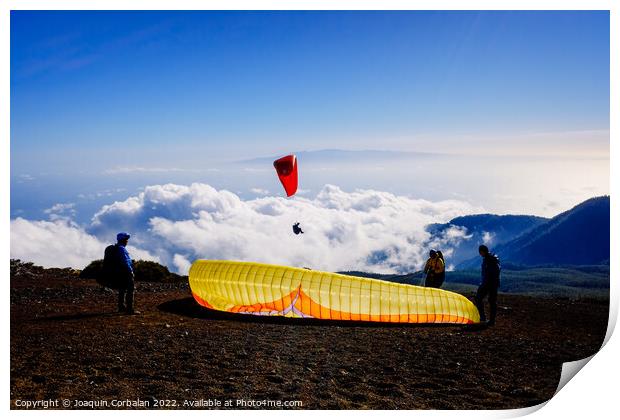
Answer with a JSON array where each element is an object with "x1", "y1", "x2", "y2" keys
[{"x1": 10, "y1": 183, "x2": 483, "y2": 275}]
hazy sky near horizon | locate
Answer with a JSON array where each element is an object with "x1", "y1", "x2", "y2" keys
[{"x1": 10, "y1": 10, "x2": 610, "y2": 270}]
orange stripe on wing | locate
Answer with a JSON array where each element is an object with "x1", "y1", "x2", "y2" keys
[
  {"x1": 228, "y1": 287, "x2": 299, "y2": 314},
  {"x1": 193, "y1": 286, "x2": 476, "y2": 324},
  {"x1": 191, "y1": 292, "x2": 214, "y2": 309}
]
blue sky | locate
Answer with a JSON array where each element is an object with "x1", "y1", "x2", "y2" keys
[
  {"x1": 9, "y1": 10, "x2": 610, "y2": 270},
  {"x1": 12, "y1": 11, "x2": 609, "y2": 162}
]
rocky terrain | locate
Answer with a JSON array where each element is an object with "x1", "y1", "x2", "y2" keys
[{"x1": 10, "y1": 261, "x2": 609, "y2": 409}]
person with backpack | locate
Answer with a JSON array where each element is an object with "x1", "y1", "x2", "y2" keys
[
  {"x1": 102, "y1": 232, "x2": 139, "y2": 315},
  {"x1": 423, "y1": 249, "x2": 445, "y2": 288},
  {"x1": 475, "y1": 245, "x2": 500, "y2": 326},
  {"x1": 435, "y1": 250, "x2": 446, "y2": 288}
]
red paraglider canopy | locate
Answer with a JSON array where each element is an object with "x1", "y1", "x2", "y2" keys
[{"x1": 273, "y1": 154, "x2": 298, "y2": 197}]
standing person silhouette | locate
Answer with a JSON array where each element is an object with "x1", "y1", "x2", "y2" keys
[
  {"x1": 475, "y1": 245, "x2": 500, "y2": 326},
  {"x1": 423, "y1": 249, "x2": 444, "y2": 288},
  {"x1": 103, "y1": 233, "x2": 139, "y2": 315},
  {"x1": 435, "y1": 250, "x2": 446, "y2": 288}
]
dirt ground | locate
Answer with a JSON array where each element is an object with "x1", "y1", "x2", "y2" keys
[{"x1": 10, "y1": 263, "x2": 609, "y2": 409}]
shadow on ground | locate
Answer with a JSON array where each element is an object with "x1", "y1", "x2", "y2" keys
[{"x1": 158, "y1": 297, "x2": 478, "y2": 330}]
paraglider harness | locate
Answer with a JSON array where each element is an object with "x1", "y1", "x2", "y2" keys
[{"x1": 99, "y1": 244, "x2": 130, "y2": 290}]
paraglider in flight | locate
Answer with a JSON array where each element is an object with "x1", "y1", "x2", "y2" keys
[
  {"x1": 189, "y1": 260, "x2": 480, "y2": 324},
  {"x1": 292, "y1": 222, "x2": 304, "y2": 235},
  {"x1": 273, "y1": 154, "x2": 298, "y2": 197}
]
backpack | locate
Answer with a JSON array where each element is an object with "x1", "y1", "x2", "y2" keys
[
  {"x1": 484, "y1": 254, "x2": 501, "y2": 285},
  {"x1": 97, "y1": 244, "x2": 122, "y2": 290}
]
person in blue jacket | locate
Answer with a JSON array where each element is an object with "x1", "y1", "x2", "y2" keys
[
  {"x1": 103, "y1": 232, "x2": 139, "y2": 314},
  {"x1": 475, "y1": 245, "x2": 500, "y2": 326}
]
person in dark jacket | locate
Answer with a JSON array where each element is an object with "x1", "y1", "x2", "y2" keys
[
  {"x1": 103, "y1": 232, "x2": 139, "y2": 315},
  {"x1": 292, "y1": 222, "x2": 304, "y2": 235},
  {"x1": 475, "y1": 244, "x2": 500, "y2": 325}
]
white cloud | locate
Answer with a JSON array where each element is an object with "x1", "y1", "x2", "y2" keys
[
  {"x1": 77, "y1": 188, "x2": 129, "y2": 201},
  {"x1": 16, "y1": 174, "x2": 35, "y2": 183},
  {"x1": 482, "y1": 231, "x2": 495, "y2": 244},
  {"x1": 87, "y1": 183, "x2": 482, "y2": 275},
  {"x1": 173, "y1": 254, "x2": 192, "y2": 274},
  {"x1": 44, "y1": 202, "x2": 76, "y2": 220},
  {"x1": 243, "y1": 167, "x2": 270, "y2": 172},
  {"x1": 443, "y1": 225, "x2": 471, "y2": 241},
  {"x1": 250, "y1": 188, "x2": 270, "y2": 195},
  {"x1": 10, "y1": 218, "x2": 159, "y2": 269},
  {"x1": 103, "y1": 166, "x2": 188, "y2": 175},
  {"x1": 11, "y1": 183, "x2": 484, "y2": 274}
]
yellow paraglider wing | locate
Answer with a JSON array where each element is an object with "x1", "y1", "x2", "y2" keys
[{"x1": 189, "y1": 260, "x2": 480, "y2": 324}]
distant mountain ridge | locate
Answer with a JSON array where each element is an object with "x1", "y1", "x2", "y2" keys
[
  {"x1": 428, "y1": 214, "x2": 548, "y2": 266},
  {"x1": 341, "y1": 265, "x2": 609, "y2": 298},
  {"x1": 238, "y1": 149, "x2": 447, "y2": 165},
  {"x1": 457, "y1": 196, "x2": 610, "y2": 268},
  {"x1": 445, "y1": 214, "x2": 549, "y2": 233}
]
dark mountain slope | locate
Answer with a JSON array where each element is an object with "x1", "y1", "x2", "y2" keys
[
  {"x1": 458, "y1": 196, "x2": 609, "y2": 268},
  {"x1": 497, "y1": 196, "x2": 610, "y2": 265}
]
